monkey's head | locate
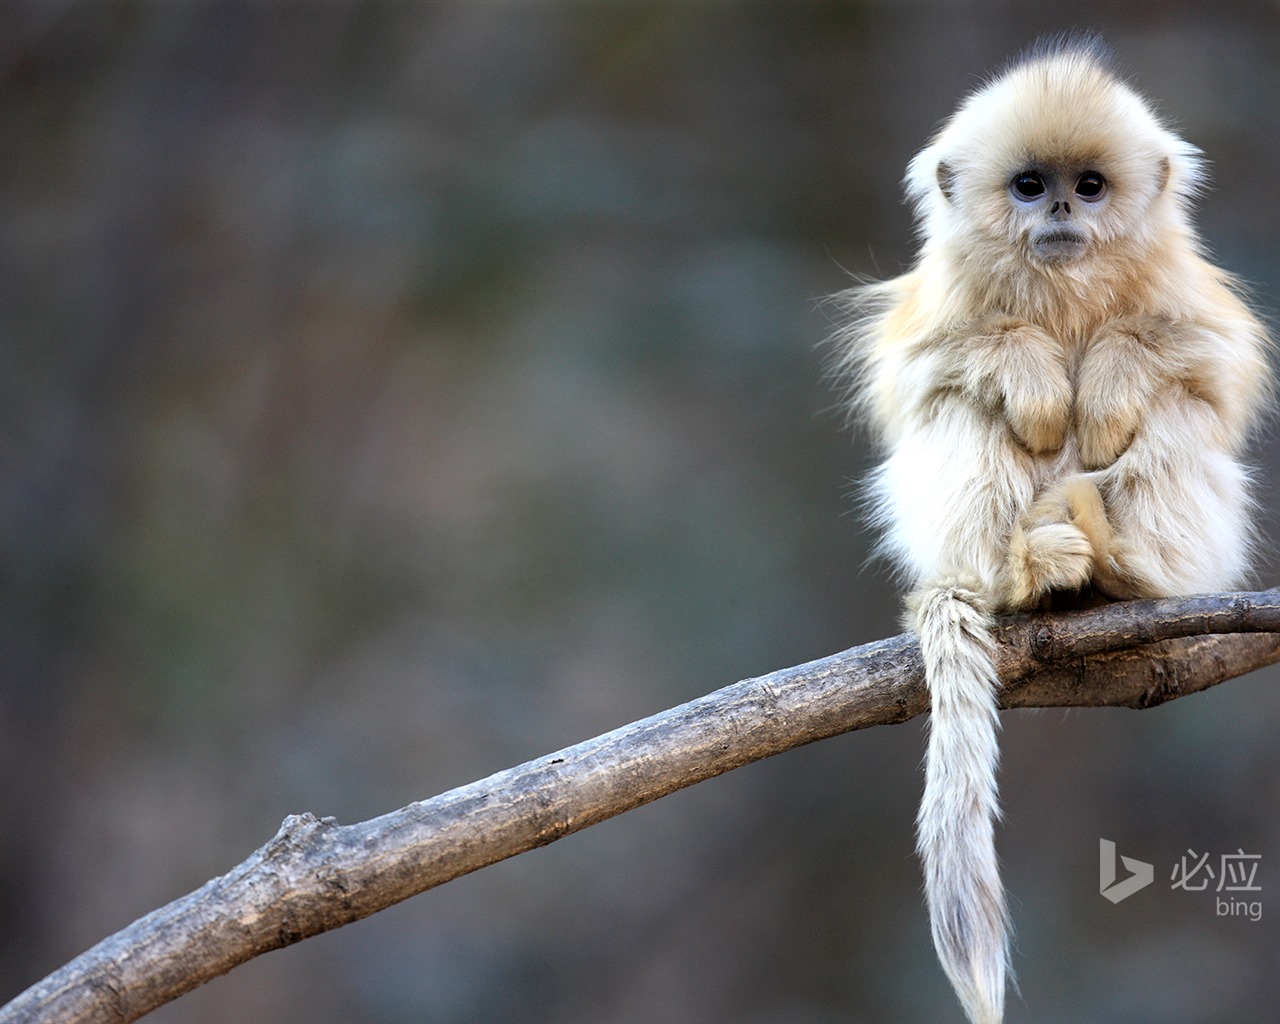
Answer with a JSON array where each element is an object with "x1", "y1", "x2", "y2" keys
[{"x1": 905, "y1": 39, "x2": 1205, "y2": 279}]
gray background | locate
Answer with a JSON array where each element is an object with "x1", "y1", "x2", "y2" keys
[{"x1": 2, "y1": 3, "x2": 1278, "y2": 1022}]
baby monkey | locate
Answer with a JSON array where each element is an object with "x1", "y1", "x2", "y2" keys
[{"x1": 836, "y1": 37, "x2": 1270, "y2": 1024}]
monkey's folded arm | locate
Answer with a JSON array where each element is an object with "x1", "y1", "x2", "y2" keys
[
  {"x1": 1075, "y1": 313, "x2": 1267, "y2": 469},
  {"x1": 1090, "y1": 389, "x2": 1255, "y2": 596},
  {"x1": 876, "y1": 317, "x2": 1072, "y2": 455},
  {"x1": 868, "y1": 319, "x2": 1086, "y2": 606},
  {"x1": 1075, "y1": 312, "x2": 1266, "y2": 596},
  {"x1": 950, "y1": 317, "x2": 1073, "y2": 455},
  {"x1": 870, "y1": 392, "x2": 1039, "y2": 597}
]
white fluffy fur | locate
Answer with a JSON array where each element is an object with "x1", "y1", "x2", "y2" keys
[{"x1": 835, "y1": 39, "x2": 1270, "y2": 1024}]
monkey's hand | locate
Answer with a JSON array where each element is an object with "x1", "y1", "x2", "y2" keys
[
  {"x1": 955, "y1": 319, "x2": 1072, "y2": 454},
  {"x1": 1075, "y1": 318, "x2": 1178, "y2": 469}
]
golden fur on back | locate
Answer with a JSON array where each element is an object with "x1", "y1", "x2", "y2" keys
[{"x1": 834, "y1": 37, "x2": 1270, "y2": 1024}]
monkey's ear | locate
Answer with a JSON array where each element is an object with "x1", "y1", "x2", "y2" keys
[
  {"x1": 936, "y1": 161, "x2": 956, "y2": 201},
  {"x1": 1156, "y1": 156, "x2": 1171, "y2": 192}
]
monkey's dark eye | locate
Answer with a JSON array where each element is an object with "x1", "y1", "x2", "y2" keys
[
  {"x1": 1075, "y1": 171, "x2": 1106, "y2": 200},
  {"x1": 1011, "y1": 172, "x2": 1046, "y2": 200}
]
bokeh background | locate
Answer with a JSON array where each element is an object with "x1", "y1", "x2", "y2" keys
[{"x1": 3, "y1": 3, "x2": 1279, "y2": 1022}]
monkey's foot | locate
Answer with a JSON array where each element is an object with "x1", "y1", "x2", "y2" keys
[{"x1": 1000, "y1": 521, "x2": 1093, "y2": 609}]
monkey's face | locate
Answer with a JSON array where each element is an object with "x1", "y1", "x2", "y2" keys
[
  {"x1": 1007, "y1": 164, "x2": 1109, "y2": 265},
  {"x1": 906, "y1": 54, "x2": 1204, "y2": 281}
]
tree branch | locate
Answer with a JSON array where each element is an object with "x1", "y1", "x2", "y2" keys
[{"x1": 4, "y1": 589, "x2": 1279, "y2": 1024}]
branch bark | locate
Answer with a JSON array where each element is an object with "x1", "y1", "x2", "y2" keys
[{"x1": 4, "y1": 589, "x2": 1279, "y2": 1024}]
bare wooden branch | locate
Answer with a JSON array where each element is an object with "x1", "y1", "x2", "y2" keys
[{"x1": 3, "y1": 589, "x2": 1278, "y2": 1024}]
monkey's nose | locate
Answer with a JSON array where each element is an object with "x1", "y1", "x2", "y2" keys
[{"x1": 1049, "y1": 199, "x2": 1072, "y2": 219}]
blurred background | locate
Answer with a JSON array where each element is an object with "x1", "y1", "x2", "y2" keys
[{"x1": 2, "y1": 3, "x2": 1278, "y2": 1022}]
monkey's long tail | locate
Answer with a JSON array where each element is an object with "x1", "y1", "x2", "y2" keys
[{"x1": 912, "y1": 582, "x2": 1009, "y2": 1024}]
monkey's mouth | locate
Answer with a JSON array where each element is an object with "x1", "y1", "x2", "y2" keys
[{"x1": 1031, "y1": 229, "x2": 1088, "y2": 263}]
